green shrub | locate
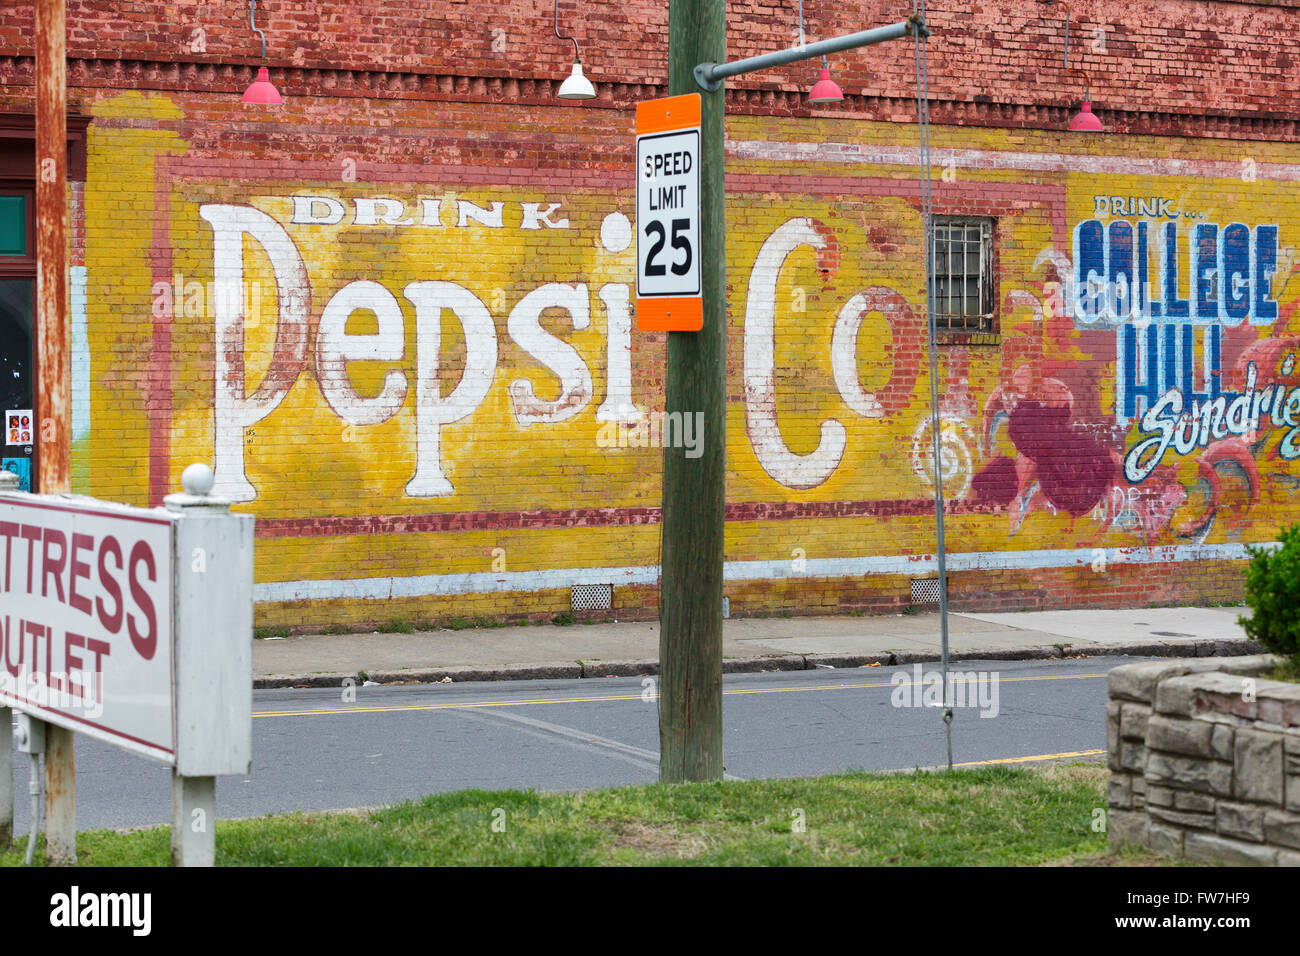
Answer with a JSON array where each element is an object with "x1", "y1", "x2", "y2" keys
[{"x1": 1240, "y1": 526, "x2": 1300, "y2": 666}]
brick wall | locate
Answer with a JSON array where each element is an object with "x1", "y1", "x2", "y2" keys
[
  {"x1": 2, "y1": 2, "x2": 1299, "y2": 138},
  {"x1": 3, "y1": 3, "x2": 1300, "y2": 628}
]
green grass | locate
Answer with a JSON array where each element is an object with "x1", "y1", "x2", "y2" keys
[
  {"x1": 306, "y1": 615, "x2": 517, "y2": 636},
  {"x1": 439, "y1": 616, "x2": 509, "y2": 630},
  {"x1": 1269, "y1": 658, "x2": 1300, "y2": 683},
  {"x1": 252, "y1": 625, "x2": 290, "y2": 639},
  {"x1": 0, "y1": 762, "x2": 1177, "y2": 867}
]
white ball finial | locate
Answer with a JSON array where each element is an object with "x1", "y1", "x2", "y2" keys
[{"x1": 181, "y1": 463, "x2": 215, "y2": 497}]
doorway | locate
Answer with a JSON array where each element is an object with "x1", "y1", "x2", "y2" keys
[
  {"x1": 0, "y1": 280, "x2": 34, "y2": 491},
  {"x1": 1, "y1": 186, "x2": 35, "y2": 491}
]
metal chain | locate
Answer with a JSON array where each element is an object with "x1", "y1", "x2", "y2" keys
[{"x1": 913, "y1": 0, "x2": 953, "y2": 770}]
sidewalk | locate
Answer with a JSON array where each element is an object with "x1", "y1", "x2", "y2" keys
[{"x1": 252, "y1": 605, "x2": 1259, "y2": 688}]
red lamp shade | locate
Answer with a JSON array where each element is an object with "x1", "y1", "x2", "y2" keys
[
  {"x1": 1069, "y1": 100, "x2": 1103, "y2": 131},
  {"x1": 808, "y1": 67, "x2": 844, "y2": 104},
  {"x1": 242, "y1": 67, "x2": 282, "y2": 105}
]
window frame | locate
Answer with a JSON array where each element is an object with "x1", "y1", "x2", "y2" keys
[
  {"x1": 927, "y1": 214, "x2": 999, "y2": 345},
  {"x1": 0, "y1": 182, "x2": 35, "y2": 277}
]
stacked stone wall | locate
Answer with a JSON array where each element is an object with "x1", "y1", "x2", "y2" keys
[{"x1": 1108, "y1": 655, "x2": 1300, "y2": 866}]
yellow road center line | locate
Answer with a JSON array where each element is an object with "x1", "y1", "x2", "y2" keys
[
  {"x1": 951, "y1": 748, "x2": 1106, "y2": 767},
  {"x1": 252, "y1": 671, "x2": 1105, "y2": 719}
]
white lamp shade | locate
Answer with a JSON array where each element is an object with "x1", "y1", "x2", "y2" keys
[{"x1": 558, "y1": 62, "x2": 596, "y2": 100}]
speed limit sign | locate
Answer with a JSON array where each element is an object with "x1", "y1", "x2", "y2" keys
[{"x1": 635, "y1": 93, "x2": 702, "y2": 331}]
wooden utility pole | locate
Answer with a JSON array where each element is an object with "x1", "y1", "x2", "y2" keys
[
  {"x1": 659, "y1": 0, "x2": 726, "y2": 782},
  {"x1": 36, "y1": 0, "x2": 76, "y2": 865},
  {"x1": 35, "y1": 6, "x2": 68, "y2": 491}
]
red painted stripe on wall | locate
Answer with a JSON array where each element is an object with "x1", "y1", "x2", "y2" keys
[
  {"x1": 252, "y1": 497, "x2": 1001, "y2": 538},
  {"x1": 147, "y1": 156, "x2": 174, "y2": 505}
]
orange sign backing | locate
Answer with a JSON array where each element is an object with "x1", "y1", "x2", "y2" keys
[{"x1": 635, "y1": 93, "x2": 703, "y2": 332}]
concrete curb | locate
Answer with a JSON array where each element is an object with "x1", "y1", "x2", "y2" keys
[{"x1": 252, "y1": 637, "x2": 1265, "y2": 688}]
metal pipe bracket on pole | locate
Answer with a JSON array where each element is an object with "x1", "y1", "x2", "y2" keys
[
  {"x1": 693, "y1": 16, "x2": 928, "y2": 92},
  {"x1": 659, "y1": 2, "x2": 930, "y2": 784}
]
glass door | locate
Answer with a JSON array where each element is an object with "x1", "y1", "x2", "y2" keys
[
  {"x1": 0, "y1": 278, "x2": 34, "y2": 490},
  {"x1": 1, "y1": 181, "x2": 36, "y2": 491}
]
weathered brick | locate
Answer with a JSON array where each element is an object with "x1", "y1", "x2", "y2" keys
[
  {"x1": 1145, "y1": 783, "x2": 1173, "y2": 809},
  {"x1": 1211, "y1": 725, "x2": 1235, "y2": 762},
  {"x1": 1120, "y1": 703, "x2": 1151, "y2": 741},
  {"x1": 9, "y1": 0, "x2": 1300, "y2": 136},
  {"x1": 1216, "y1": 802, "x2": 1265, "y2": 843},
  {"x1": 1146, "y1": 752, "x2": 1233, "y2": 797},
  {"x1": 1235, "y1": 728, "x2": 1285, "y2": 805},
  {"x1": 1106, "y1": 701, "x2": 1122, "y2": 771},
  {"x1": 1173, "y1": 790, "x2": 1217, "y2": 814},
  {"x1": 1184, "y1": 832, "x2": 1279, "y2": 867},
  {"x1": 1119, "y1": 740, "x2": 1148, "y2": 774},
  {"x1": 1149, "y1": 804, "x2": 1215, "y2": 831},
  {"x1": 1263, "y1": 809, "x2": 1300, "y2": 850},
  {"x1": 1107, "y1": 809, "x2": 1148, "y2": 850},
  {"x1": 1160, "y1": 672, "x2": 1256, "y2": 718},
  {"x1": 1148, "y1": 822, "x2": 1184, "y2": 858},
  {"x1": 1147, "y1": 715, "x2": 1217, "y2": 759},
  {"x1": 1108, "y1": 774, "x2": 1132, "y2": 810},
  {"x1": 1110, "y1": 661, "x2": 1222, "y2": 706},
  {"x1": 1256, "y1": 681, "x2": 1300, "y2": 729}
]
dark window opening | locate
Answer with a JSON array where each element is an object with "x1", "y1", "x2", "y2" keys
[{"x1": 928, "y1": 216, "x2": 996, "y2": 337}]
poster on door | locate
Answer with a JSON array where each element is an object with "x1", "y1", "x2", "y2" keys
[
  {"x1": 4, "y1": 410, "x2": 32, "y2": 447},
  {"x1": 0, "y1": 458, "x2": 30, "y2": 491}
]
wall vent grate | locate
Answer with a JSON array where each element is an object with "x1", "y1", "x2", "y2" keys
[
  {"x1": 911, "y1": 578, "x2": 942, "y2": 604},
  {"x1": 571, "y1": 583, "x2": 613, "y2": 611}
]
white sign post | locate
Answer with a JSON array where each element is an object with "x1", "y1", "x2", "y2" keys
[{"x1": 0, "y1": 464, "x2": 252, "y2": 866}]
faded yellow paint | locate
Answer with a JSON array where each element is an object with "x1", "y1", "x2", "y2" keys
[
  {"x1": 73, "y1": 101, "x2": 1300, "y2": 624},
  {"x1": 81, "y1": 93, "x2": 188, "y2": 505}
]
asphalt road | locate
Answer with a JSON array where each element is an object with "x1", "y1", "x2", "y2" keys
[{"x1": 6, "y1": 655, "x2": 1140, "y2": 834}]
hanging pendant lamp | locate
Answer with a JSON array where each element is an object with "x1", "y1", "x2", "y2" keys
[
  {"x1": 555, "y1": 0, "x2": 596, "y2": 100},
  {"x1": 242, "y1": 0, "x2": 282, "y2": 105},
  {"x1": 808, "y1": 55, "x2": 844, "y2": 104}
]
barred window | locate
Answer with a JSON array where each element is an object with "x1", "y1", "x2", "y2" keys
[{"x1": 928, "y1": 216, "x2": 996, "y2": 335}]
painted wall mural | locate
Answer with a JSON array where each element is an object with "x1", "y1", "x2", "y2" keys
[
  {"x1": 74, "y1": 95, "x2": 1300, "y2": 621},
  {"x1": 974, "y1": 197, "x2": 1291, "y2": 547}
]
